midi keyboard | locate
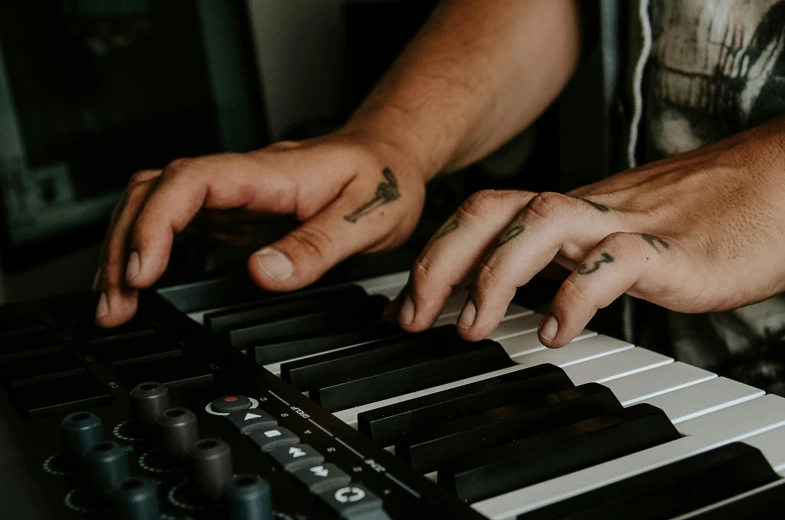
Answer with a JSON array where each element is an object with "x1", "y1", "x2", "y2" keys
[{"x1": 1, "y1": 268, "x2": 784, "y2": 519}]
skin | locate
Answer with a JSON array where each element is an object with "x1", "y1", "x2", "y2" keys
[{"x1": 95, "y1": 0, "x2": 581, "y2": 327}]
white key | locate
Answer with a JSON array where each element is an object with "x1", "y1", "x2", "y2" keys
[
  {"x1": 440, "y1": 292, "x2": 471, "y2": 318},
  {"x1": 501, "y1": 334, "x2": 633, "y2": 365},
  {"x1": 473, "y1": 395, "x2": 785, "y2": 519},
  {"x1": 742, "y1": 425, "x2": 785, "y2": 472},
  {"x1": 334, "y1": 333, "x2": 609, "y2": 426},
  {"x1": 672, "y1": 479, "x2": 785, "y2": 520},
  {"x1": 487, "y1": 314, "x2": 540, "y2": 341},
  {"x1": 563, "y1": 347, "x2": 673, "y2": 385},
  {"x1": 372, "y1": 284, "x2": 407, "y2": 299},
  {"x1": 602, "y1": 362, "x2": 716, "y2": 406},
  {"x1": 355, "y1": 271, "x2": 409, "y2": 294},
  {"x1": 434, "y1": 303, "x2": 531, "y2": 327},
  {"x1": 640, "y1": 377, "x2": 763, "y2": 424}
]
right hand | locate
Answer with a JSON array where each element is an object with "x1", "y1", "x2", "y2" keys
[{"x1": 94, "y1": 131, "x2": 426, "y2": 327}]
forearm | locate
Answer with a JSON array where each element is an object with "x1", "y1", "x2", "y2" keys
[{"x1": 343, "y1": 0, "x2": 581, "y2": 182}]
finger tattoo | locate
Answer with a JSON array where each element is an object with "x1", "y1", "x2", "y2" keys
[
  {"x1": 433, "y1": 219, "x2": 459, "y2": 241},
  {"x1": 577, "y1": 252, "x2": 615, "y2": 275},
  {"x1": 344, "y1": 168, "x2": 401, "y2": 223},
  {"x1": 579, "y1": 198, "x2": 611, "y2": 213},
  {"x1": 641, "y1": 233, "x2": 669, "y2": 253},
  {"x1": 494, "y1": 225, "x2": 524, "y2": 249}
]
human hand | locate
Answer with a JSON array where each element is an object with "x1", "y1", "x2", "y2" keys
[
  {"x1": 386, "y1": 117, "x2": 785, "y2": 347},
  {"x1": 94, "y1": 132, "x2": 426, "y2": 327}
]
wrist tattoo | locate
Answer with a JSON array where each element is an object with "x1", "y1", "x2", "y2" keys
[
  {"x1": 578, "y1": 252, "x2": 615, "y2": 275},
  {"x1": 433, "y1": 219, "x2": 459, "y2": 241},
  {"x1": 641, "y1": 233, "x2": 669, "y2": 253},
  {"x1": 579, "y1": 198, "x2": 611, "y2": 213},
  {"x1": 494, "y1": 225, "x2": 524, "y2": 249},
  {"x1": 344, "y1": 168, "x2": 401, "y2": 223}
]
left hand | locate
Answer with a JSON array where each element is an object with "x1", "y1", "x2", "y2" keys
[{"x1": 385, "y1": 116, "x2": 785, "y2": 347}]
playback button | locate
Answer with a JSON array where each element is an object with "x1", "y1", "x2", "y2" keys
[
  {"x1": 225, "y1": 410, "x2": 277, "y2": 433},
  {"x1": 247, "y1": 426, "x2": 300, "y2": 452},
  {"x1": 293, "y1": 462, "x2": 351, "y2": 493}
]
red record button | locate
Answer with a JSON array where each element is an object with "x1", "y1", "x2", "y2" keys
[{"x1": 211, "y1": 395, "x2": 251, "y2": 413}]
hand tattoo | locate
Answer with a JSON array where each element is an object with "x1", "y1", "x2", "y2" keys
[
  {"x1": 433, "y1": 219, "x2": 459, "y2": 241},
  {"x1": 494, "y1": 225, "x2": 524, "y2": 249},
  {"x1": 579, "y1": 198, "x2": 610, "y2": 213},
  {"x1": 642, "y1": 233, "x2": 669, "y2": 253},
  {"x1": 344, "y1": 168, "x2": 400, "y2": 223},
  {"x1": 578, "y1": 252, "x2": 615, "y2": 275}
]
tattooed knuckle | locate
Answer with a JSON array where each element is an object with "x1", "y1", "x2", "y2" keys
[
  {"x1": 527, "y1": 192, "x2": 569, "y2": 221},
  {"x1": 604, "y1": 232, "x2": 644, "y2": 263},
  {"x1": 411, "y1": 254, "x2": 436, "y2": 286},
  {"x1": 459, "y1": 190, "x2": 501, "y2": 220},
  {"x1": 475, "y1": 260, "x2": 503, "y2": 290}
]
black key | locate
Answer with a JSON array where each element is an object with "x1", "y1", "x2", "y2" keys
[
  {"x1": 0, "y1": 351, "x2": 86, "y2": 387},
  {"x1": 312, "y1": 340, "x2": 514, "y2": 412},
  {"x1": 684, "y1": 479, "x2": 785, "y2": 520},
  {"x1": 225, "y1": 294, "x2": 389, "y2": 350},
  {"x1": 204, "y1": 284, "x2": 367, "y2": 334},
  {"x1": 249, "y1": 321, "x2": 404, "y2": 365},
  {"x1": 519, "y1": 442, "x2": 781, "y2": 520},
  {"x1": 91, "y1": 333, "x2": 183, "y2": 367},
  {"x1": 0, "y1": 304, "x2": 51, "y2": 337},
  {"x1": 11, "y1": 374, "x2": 114, "y2": 417},
  {"x1": 0, "y1": 328, "x2": 64, "y2": 362},
  {"x1": 282, "y1": 326, "x2": 462, "y2": 391},
  {"x1": 358, "y1": 363, "x2": 573, "y2": 446},
  {"x1": 439, "y1": 403, "x2": 680, "y2": 503},
  {"x1": 82, "y1": 313, "x2": 157, "y2": 343},
  {"x1": 114, "y1": 356, "x2": 213, "y2": 390},
  {"x1": 399, "y1": 383, "x2": 620, "y2": 473}
]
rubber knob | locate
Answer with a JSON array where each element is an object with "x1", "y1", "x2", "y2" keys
[
  {"x1": 114, "y1": 477, "x2": 160, "y2": 520},
  {"x1": 83, "y1": 440, "x2": 130, "y2": 498},
  {"x1": 59, "y1": 411, "x2": 103, "y2": 471},
  {"x1": 129, "y1": 382, "x2": 169, "y2": 434},
  {"x1": 186, "y1": 438, "x2": 233, "y2": 501},
  {"x1": 155, "y1": 407, "x2": 198, "y2": 463},
  {"x1": 226, "y1": 474, "x2": 273, "y2": 520}
]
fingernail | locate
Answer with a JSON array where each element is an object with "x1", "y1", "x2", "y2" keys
[
  {"x1": 539, "y1": 315, "x2": 558, "y2": 341},
  {"x1": 255, "y1": 248, "x2": 293, "y2": 281},
  {"x1": 96, "y1": 292, "x2": 109, "y2": 320},
  {"x1": 457, "y1": 299, "x2": 476, "y2": 329},
  {"x1": 92, "y1": 267, "x2": 103, "y2": 292},
  {"x1": 400, "y1": 295, "x2": 415, "y2": 326},
  {"x1": 126, "y1": 251, "x2": 140, "y2": 281}
]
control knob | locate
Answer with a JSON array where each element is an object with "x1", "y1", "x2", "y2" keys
[
  {"x1": 186, "y1": 438, "x2": 233, "y2": 501},
  {"x1": 114, "y1": 477, "x2": 160, "y2": 520},
  {"x1": 59, "y1": 411, "x2": 103, "y2": 472},
  {"x1": 83, "y1": 440, "x2": 130, "y2": 499},
  {"x1": 155, "y1": 407, "x2": 198, "y2": 463},
  {"x1": 226, "y1": 474, "x2": 273, "y2": 520},
  {"x1": 129, "y1": 382, "x2": 169, "y2": 435}
]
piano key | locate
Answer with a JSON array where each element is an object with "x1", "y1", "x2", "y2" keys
[
  {"x1": 91, "y1": 333, "x2": 183, "y2": 367},
  {"x1": 484, "y1": 313, "x2": 540, "y2": 342},
  {"x1": 518, "y1": 442, "x2": 780, "y2": 520},
  {"x1": 399, "y1": 383, "x2": 621, "y2": 473},
  {"x1": 0, "y1": 350, "x2": 86, "y2": 387},
  {"x1": 740, "y1": 425, "x2": 785, "y2": 472},
  {"x1": 357, "y1": 363, "x2": 573, "y2": 446},
  {"x1": 204, "y1": 285, "x2": 367, "y2": 334},
  {"x1": 226, "y1": 294, "x2": 389, "y2": 350},
  {"x1": 312, "y1": 340, "x2": 514, "y2": 412},
  {"x1": 441, "y1": 403, "x2": 679, "y2": 503},
  {"x1": 353, "y1": 271, "x2": 409, "y2": 294},
  {"x1": 249, "y1": 321, "x2": 404, "y2": 365},
  {"x1": 11, "y1": 374, "x2": 114, "y2": 417},
  {"x1": 638, "y1": 377, "x2": 764, "y2": 424},
  {"x1": 601, "y1": 362, "x2": 717, "y2": 405},
  {"x1": 497, "y1": 328, "x2": 598, "y2": 358},
  {"x1": 473, "y1": 394, "x2": 785, "y2": 519},
  {"x1": 114, "y1": 356, "x2": 214, "y2": 390},
  {"x1": 435, "y1": 303, "x2": 531, "y2": 328},
  {"x1": 672, "y1": 479, "x2": 785, "y2": 520},
  {"x1": 562, "y1": 347, "x2": 673, "y2": 385},
  {"x1": 334, "y1": 333, "x2": 618, "y2": 427},
  {"x1": 0, "y1": 328, "x2": 64, "y2": 362}
]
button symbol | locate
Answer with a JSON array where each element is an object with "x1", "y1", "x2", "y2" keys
[
  {"x1": 244, "y1": 412, "x2": 261, "y2": 421},
  {"x1": 224, "y1": 396, "x2": 238, "y2": 402},
  {"x1": 264, "y1": 430, "x2": 281, "y2": 438},
  {"x1": 335, "y1": 486, "x2": 365, "y2": 503},
  {"x1": 310, "y1": 465, "x2": 329, "y2": 478},
  {"x1": 289, "y1": 447, "x2": 305, "y2": 458}
]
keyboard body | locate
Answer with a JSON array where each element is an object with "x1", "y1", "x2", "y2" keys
[{"x1": 1, "y1": 267, "x2": 784, "y2": 519}]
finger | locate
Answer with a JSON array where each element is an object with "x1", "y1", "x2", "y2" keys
[
  {"x1": 402, "y1": 190, "x2": 536, "y2": 333},
  {"x1": 126, "y1": 155, "x2": 301, "y2": 289},
  {"x1": 540, "y1": 232, "x2": 672, "y2": 347},
  {"x1": 96, "y1": 174, "x2": 158, "y2": 327},
  {"x1": 461, "y1": 192, "x2": 622, "y2": 341}
]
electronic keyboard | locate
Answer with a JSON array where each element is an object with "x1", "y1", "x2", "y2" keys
[{"x1": 1, "y1": 267, "x2": 783, "y2": 519}]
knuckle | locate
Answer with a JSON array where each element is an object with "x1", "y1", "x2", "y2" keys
[
  {"x1": 458, "y1": 190, "x2": 501, "y2": 220},
  {"x1": 560, "y1": 277, "x2": 593, "y2": 309},
  {"x1": 289, "y1": 227, "x2": 333, "y2": 261},
  {"x1": 602, "y1": 232, "x2": 644, "y2": 261},
  {"x1": 410, "y1": 254, "x2": 436, "y2": 289},
  {"x1": 475, "y1": 259, "x2": 503, "y2": 291},
  {"x1": 526, "y1": 191, "x2": 570, "y2": 221},
  {"x1": 162, "y1": 157, "x2": 195, "y2": 179},
  {"x1": 128, "y1": 170, "x2": 156, "y2": 187}
]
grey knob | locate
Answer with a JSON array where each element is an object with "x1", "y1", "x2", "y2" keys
[
  {"x1": 129, "y1": 382, "x2": 169, "y2": 434},
  {"x1": 59, "y1": 411, "x2": 103, "y2": 471},
  {"x1": 83, "y1": 440, "x2": 130, "y2": 498},
  {"x1": 114, "y1": 477, "x2": 160, "y2": 520},
  {"x1": 155, "y1": 407, "x2": 198, "y2": 463},
  {"x1": 186, "y1": 438, "x2": 233, "y2": 501},
  {"x1": 226, "y1": 474, "x2": 273, "y2": 520}
]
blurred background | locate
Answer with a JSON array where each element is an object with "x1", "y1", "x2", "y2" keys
[{"x1": 0, "y1": 0, "x2": 603, "y2": 304}]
